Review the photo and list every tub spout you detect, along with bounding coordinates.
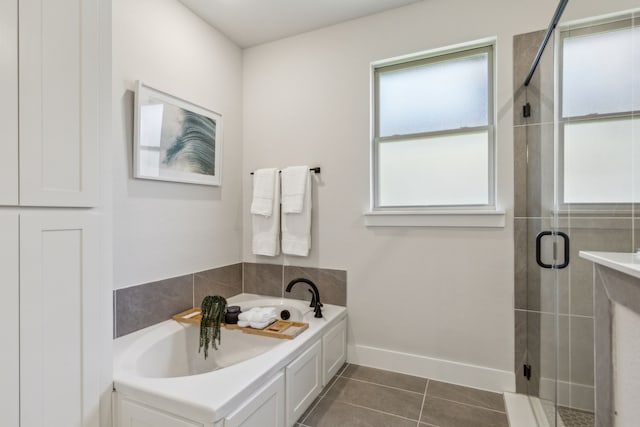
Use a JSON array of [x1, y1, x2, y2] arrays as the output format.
[[286, 278, 323, 318]]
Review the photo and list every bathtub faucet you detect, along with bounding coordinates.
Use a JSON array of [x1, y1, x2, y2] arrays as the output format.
[[285, 278, 323, 318]]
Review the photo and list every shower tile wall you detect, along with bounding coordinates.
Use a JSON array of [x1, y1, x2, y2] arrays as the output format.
[[512, 29, 636, 413], [513, 28, 553, 402], [114, 262, 347, 338]]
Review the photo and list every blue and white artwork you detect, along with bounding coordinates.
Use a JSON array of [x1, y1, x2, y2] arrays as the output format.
[[135, 81, 222, 186]]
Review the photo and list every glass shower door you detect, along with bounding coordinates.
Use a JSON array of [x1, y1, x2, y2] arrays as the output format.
[[516, 3, 640, 426], [514, 20, 564, 427]]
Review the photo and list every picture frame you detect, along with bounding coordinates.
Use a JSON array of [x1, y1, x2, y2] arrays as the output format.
[[133, 80, 223, 186]]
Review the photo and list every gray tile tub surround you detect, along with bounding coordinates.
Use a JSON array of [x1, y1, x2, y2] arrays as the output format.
[[114, 263, 242, 338], [243, 262, 347, 307], [242, 262, 283, 297], [114, 262, 345, 338], [299, 364, 509, 427], [284, 265, 347, 307]]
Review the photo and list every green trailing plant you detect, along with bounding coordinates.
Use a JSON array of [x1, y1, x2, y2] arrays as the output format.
[[199, 295, 227, 359]]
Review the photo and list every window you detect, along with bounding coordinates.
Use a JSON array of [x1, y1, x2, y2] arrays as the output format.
[[372, 45, 495, 210], [560, 18, 640, 206]]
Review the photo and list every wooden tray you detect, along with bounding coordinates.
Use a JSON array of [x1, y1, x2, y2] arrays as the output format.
[[172, 308, 309, 340]]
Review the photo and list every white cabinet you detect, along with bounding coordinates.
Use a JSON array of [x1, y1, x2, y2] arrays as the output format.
[[322, 318, 347, 386], [0, 1, 105, 426], [225, 373, 285, 427], [0, 214, 19, 427], [120, 398, 204, 427], [285, 341, 322, 427], [0, 0, 100, 207], [20, 212, 100, 427], [0, 0, 19, 205]]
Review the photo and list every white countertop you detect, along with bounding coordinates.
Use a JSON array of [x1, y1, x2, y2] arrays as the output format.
[[579, 251, 640, 280]]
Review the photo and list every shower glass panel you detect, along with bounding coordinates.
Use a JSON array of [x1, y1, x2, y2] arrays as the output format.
[[555, 7, 639, 426], [516, 2, 640, 426], [517, 24, 562, 426]]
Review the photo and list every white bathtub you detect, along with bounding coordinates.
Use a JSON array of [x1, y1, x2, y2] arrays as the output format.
[[113, 294, 347, 426]]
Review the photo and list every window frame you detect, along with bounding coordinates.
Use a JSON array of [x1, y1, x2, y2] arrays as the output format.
[[557, 16, 639, 212], [371, 43, 496, 212]]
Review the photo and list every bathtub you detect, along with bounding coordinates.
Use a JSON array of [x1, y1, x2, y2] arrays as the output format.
[[113, 293, 347, 427]]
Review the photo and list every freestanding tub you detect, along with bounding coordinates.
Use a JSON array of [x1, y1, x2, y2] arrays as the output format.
[[113, 294, 347, 427]]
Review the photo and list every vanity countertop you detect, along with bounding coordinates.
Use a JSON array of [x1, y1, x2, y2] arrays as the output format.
[[579, 251, 640, 280]]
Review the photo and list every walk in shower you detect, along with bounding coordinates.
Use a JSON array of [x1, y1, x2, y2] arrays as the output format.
[[514, 0, 640, 426]]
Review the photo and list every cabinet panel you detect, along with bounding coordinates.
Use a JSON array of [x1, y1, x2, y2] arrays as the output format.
[[322, 318, 347, 386], [119, 398, 203, 427], [0, 0, 19, 205], [19, 0, 99, 207], [0, 214, 19, 427], [286, 341, 322, 427], [20, 212, 100, 427], [225, 373, 285, 427]]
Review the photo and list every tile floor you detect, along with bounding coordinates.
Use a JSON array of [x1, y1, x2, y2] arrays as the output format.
[[558, 406, 595, 427], [296, 364, 510, 427]]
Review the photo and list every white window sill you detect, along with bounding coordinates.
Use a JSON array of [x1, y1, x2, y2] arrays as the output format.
[[364, 210, 506, 228]]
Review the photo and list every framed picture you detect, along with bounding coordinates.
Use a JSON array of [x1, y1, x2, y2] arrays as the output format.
[[134, 81, 222, 186]]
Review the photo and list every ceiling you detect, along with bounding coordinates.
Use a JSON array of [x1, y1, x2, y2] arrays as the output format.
[[178, 0, 424, 48]]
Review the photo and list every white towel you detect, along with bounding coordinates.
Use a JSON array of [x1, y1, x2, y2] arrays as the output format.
[[282, 172, 312, 256], [237, 307, 277, 329], [250, 168, 278, 216], [238, 307, 277, 323], [281, 166, 309, 213], [252, 172, 280, 256]]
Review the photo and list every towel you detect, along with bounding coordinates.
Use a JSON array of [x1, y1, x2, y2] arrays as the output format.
[[238, 307, 277, 323], [281, 166, 309, 213], [252, 172, 280, 256], [250, 168, 278, 216], [282, 171, 312, 256], [237, 307, 277, 329]]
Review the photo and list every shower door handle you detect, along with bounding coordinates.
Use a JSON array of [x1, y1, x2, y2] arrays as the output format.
[[536, 231, 570, 269]]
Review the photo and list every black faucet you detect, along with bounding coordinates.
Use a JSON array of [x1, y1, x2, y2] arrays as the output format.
[[285, 278, 323, 318]]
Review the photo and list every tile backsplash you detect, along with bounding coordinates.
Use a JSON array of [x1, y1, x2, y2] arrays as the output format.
[[114, 262, 346, 338]]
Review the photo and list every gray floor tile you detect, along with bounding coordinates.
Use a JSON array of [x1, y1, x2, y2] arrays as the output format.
[[558, 406, 595, 427], [303, 397, 418, 427], [325, 377, 423, 420], [421, 397, 509, 427], [341, 364, 427, 393], [426, 380, 505, 412]]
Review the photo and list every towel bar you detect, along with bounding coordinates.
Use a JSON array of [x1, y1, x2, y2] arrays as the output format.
[[250, 167, 320, 175]]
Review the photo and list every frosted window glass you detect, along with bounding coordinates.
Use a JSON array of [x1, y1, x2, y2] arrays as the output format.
[[564, 118, 640, 203], [378, 53, 488, 137], [563, 27, 640, 117], [378, 131, 489, 206]]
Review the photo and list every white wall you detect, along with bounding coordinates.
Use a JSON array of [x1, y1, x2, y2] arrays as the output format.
[[242, 0, 565, 392], [112, 0, 243, 288]]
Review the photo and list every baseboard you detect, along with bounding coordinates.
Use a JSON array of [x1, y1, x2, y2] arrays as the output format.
[[347, 344, 515, 393]]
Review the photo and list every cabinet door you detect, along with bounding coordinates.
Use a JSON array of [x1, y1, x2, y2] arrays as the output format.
[[119, 398, 203, 427], [20, 212, 100, 427], [285, 341, 322, 427], [322, 318, 347, 386], [0, 214, 19, 427], [225, 372, 285, 427], [0, 0, 19, 205], [19, 0, 99, 207]]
